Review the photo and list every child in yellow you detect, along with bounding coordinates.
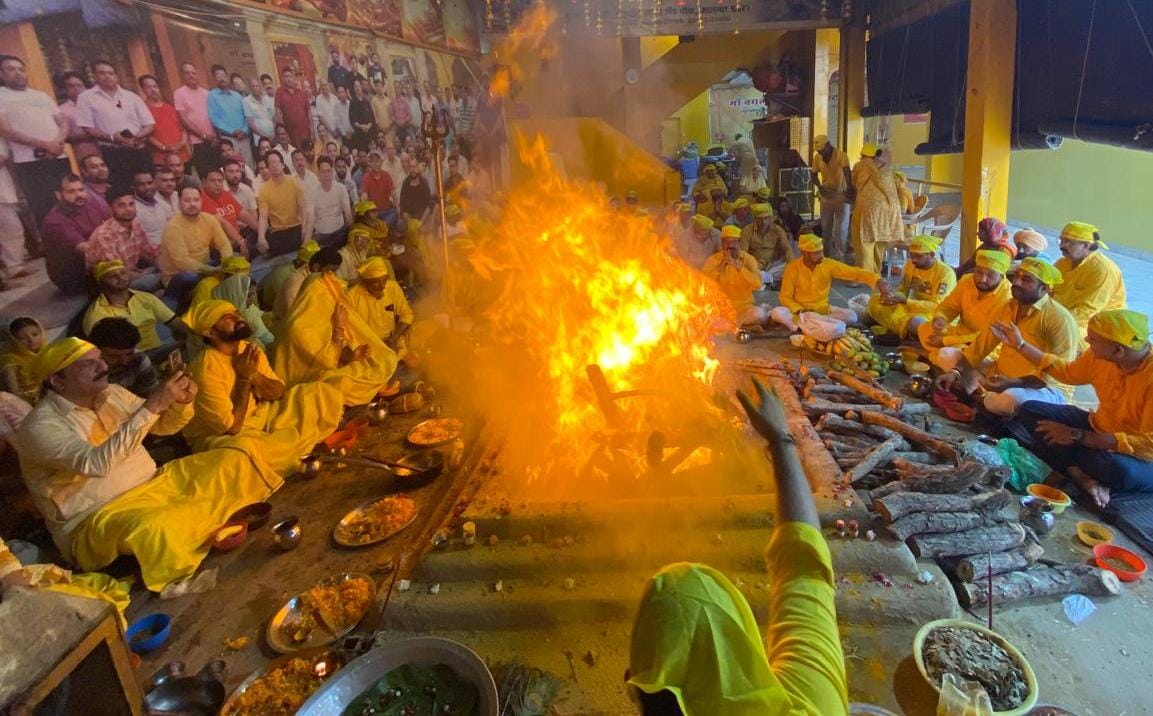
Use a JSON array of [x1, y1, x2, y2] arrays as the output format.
[[0, 316, 44, 404]]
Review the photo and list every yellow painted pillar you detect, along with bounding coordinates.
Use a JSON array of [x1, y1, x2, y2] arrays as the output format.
[[812, 28, 837, 142], [960, 0, 1017, 261], [0, 23, 53, 94], [838, 24, 865, 161]]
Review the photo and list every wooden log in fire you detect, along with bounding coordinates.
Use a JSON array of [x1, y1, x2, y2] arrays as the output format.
[[956, 541, 1045, 583], [861, 411, 960, 463], [828, 370, 904, 411], [958, 564, 1121, 608], [873, 489, 1011, 522], [909, 522, 1027, 559], [844, 436, 905, 484]]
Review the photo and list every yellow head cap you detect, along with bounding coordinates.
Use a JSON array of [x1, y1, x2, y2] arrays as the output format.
[[445, 204, 462, 219], [220, 256, 251, 274], [353, 199, 378, 216], [1018, 257, 1063, 287], [755, 187, 772, 200], [1088, 310, 1150, 349], [1060, 221, 1106, 248], [703, 164, 717, 175], [732, 197, 750, 210], [813, 134, 829, 150], [297, 240, 321, 263], [908, 235, 942, 254], [720, 225, 742, 241], [861, 142, 880, 158], [751, 203, 772, 219], [357, 256, 391, 280], [798, 234, 824, 253], [692, 215, 714, 231], [182, 299, 236, 335], [974, 248, 1011, 274], [93, 260, 126, 282], [30, 337, 97, 385], [677, 202, 693, 213]]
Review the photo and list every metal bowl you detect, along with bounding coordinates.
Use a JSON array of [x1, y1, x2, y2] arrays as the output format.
[[907, 373, 934, 398], [297, 637, 499, 716], [884, 351, 904, 371], [272, 516, 302, 551]]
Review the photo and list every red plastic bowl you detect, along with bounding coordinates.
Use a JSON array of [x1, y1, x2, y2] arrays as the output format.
[[1093, 543, 1147, 582], [211, 521, 248, 551]]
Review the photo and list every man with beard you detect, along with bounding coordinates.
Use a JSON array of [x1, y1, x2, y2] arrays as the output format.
[[83, 260, 187, 352], [41, 173, 109, 292], [16, 336, 279, 592], [868, 235, 956, 341], [1012, 228, 1050, 261], [936, 257, 1078, 417], [79, 154, 111, 212], [702, 226, 766, 327], [770, 234, 890, 332], [348, 257, 413, 357], [1052, 221, 1127, 343], [917, 249, 1013, 370], [741, 203, 793, 289], [182, 300, 343, 476], [159, 185, 234, 308], [80, 185, 160, 291]]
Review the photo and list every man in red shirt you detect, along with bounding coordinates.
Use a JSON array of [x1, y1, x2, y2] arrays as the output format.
[[274, 67, 313, 148], [138, 74, 189, 168], [199, 167, 257, 257], [359, 150, 397, 226]]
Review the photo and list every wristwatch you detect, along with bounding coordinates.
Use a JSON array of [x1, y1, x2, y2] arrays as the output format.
[[1070, 428, 1085, 444]]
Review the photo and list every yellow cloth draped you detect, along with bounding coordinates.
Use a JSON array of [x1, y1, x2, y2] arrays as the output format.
[[185, 340, 344, 475], [260, 262, 296, 311], [1053, 250, 1127, 340], [43, 572, 133, 629], [868, 259, 956, 336], [850, 158, 902, 273], [916, 274, 1012, 357], [187, 275, 223, 309], [0, 349, 40, 405], [273, 273, 398, 406], [71, 447, 276, 592], [348, 281, 414, 357], [779, 258, 878, 315]]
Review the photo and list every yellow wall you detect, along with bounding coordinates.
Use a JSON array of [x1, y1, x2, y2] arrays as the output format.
[[672, 91, 711, 151], [639, 36, 679, 70]]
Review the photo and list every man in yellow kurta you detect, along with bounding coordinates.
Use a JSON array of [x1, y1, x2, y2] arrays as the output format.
[[849, 144, 903, 274], [868, 235, 956, 339], [83, 260, 187, 352], [348, 257, 414, 358], [741, 203, 793, 288], [770, 234, 890, 332], [702, 226, 766, 326], [812, 135, 851, 260], [183, 300, 344, 476], [690, 162, 727, 199], [705, 187, 732, 228], [16, 338, 278, 592], [261, 239, 319, 311], [917, 249, 1013, 369], [1052, 221, 1126, 342], [937, 257, 1078, 417], [274, 260, 398, 406], [994, 310, 1153, 508]]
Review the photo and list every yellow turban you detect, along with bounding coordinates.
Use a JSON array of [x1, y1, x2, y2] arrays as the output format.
[[1088, 310, 1149, 349], [907, 235, 942, 254], [353, 199, 378, 216], [893, 170, 906, 182], [751, 203, 773, 219], [703, 164, 717, 175], [755, 187, 771, 200], [798, 234, 824, 252], [1018, 257, 1063, 287], [677, 202, 693, 213], [297, 240, 321, 263], [93, 260, 126, 282], [974, 248, 1011, 274], [626, 189, 639, 200], [357, 257, 391, 280], [445, 204, 462, 219], [720, 225, 742, 241], [1013, 228, 1048, 252], [692, 215, 714, 231], [1060, 221, 1107, 249], [861, 142, 880, 158], [31, 337, 97, 384], [813, 134, 829, 150], [732, 198, 750, 210], [182, 299, 236, 335], [220, 256, 251, 274]]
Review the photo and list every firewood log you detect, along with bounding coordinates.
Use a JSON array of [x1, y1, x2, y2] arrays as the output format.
[[888, 451, 934, 464], [956, 541, 1046, 582], [958, 564, 1121, 608], [861, 411, 960, 463], [909, 523, 1027, 559], [871, 461, 989, 498], [828, 370, 904, 411], [802, 399, 894, 417], [844, 436, 905, 484], [815, 415, 908, 445], [873, 490, 1011, 522], [888, 511, 1010, 541]]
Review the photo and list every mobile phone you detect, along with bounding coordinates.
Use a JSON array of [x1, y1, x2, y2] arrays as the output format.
[[156, 350, 183, 380]]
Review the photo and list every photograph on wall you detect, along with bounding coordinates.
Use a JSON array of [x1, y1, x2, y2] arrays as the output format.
[[390, 55, 418, 85], [272, 40, 320, 88], [440, 0, 480, 53], [347, 0, 403, 37], [401, 0, 445, 46], [325, 33, 386, 89]]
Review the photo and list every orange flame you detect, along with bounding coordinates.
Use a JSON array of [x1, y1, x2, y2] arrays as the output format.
[[489, 1, 558, 99]]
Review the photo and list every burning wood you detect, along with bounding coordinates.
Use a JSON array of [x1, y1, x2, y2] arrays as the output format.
[[827, 370, 904, 411]]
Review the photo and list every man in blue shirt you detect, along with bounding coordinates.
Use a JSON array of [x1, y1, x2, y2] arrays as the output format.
[[207, 65, 252, 168]]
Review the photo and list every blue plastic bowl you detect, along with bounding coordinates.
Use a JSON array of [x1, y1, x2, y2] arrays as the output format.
[[127, 613, 172, 654]]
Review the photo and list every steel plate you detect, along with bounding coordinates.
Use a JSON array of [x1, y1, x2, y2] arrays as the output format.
[[265, 573, 377, 654]]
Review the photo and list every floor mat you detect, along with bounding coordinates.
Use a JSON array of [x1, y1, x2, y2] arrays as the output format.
[[1104, 491, 1153, 555]]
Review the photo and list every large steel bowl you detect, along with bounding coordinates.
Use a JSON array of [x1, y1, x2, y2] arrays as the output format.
[[296, 637, 498, 715]]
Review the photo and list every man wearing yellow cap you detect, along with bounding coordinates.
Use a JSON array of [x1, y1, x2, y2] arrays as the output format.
[[186, 255, 251, 310], [274, 250, 399, 405], [724, 197, 753, 230], [16, 338, 279, 592], [849, 144, 902, 273], [994, 310, 1153, 508], [937, 257, 1078, 417], [868, 235, 956, 339], [741, 203, 793, 289], [812, 135, 851, 260], [260, 239, 319, 311], [82, 260, 187, 352], [675, 215, 721, 270], [705, 186, 731, 228], [183, 299, 344, 475], [628, 381, 847, 715], [339, 199, 391, 284], [690, 162, 727, 199], [770, 234, 890, 331], [917, 248, 1013, 369], [1052, 221, 1126, 342], [348, 257, 414, 357], [701, 226, 767, 326]]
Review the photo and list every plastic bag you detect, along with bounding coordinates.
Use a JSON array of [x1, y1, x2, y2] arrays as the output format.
[[936, 672, 994, 716], [848, 292, 872, 318], [798, 311, 846, 342], [995, 438, 1050, 492]]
